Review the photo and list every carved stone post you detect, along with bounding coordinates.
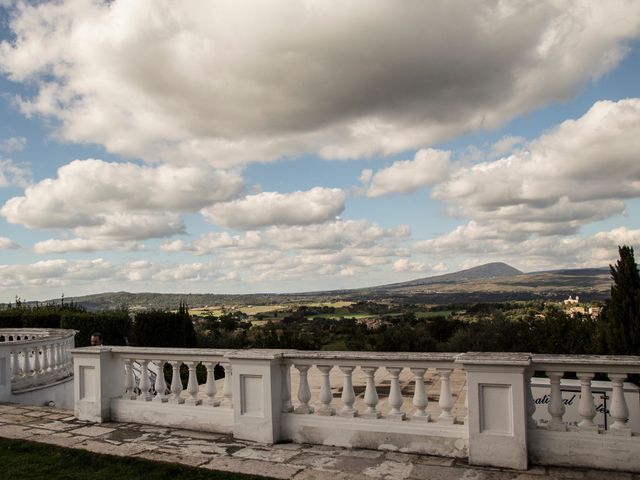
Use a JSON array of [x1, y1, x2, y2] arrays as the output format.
[[316, 365, 335, 416], [185, 361, 202, 405], [608, 373, 631, 435], [138, 360, 153, 401], [576, 372, 597, 432], [338, 366, 357, 417], [281, 364, 293, 413], [546, 371, 566, 431], [387, 367, 405, 420], [294, 364, 314, 414], [437, 368, 454, 424], [411, 368, 429, 421], [168, 361, 185, 404], [203, 362, 220, 407], [361, 366, 381, 418], [152, 360, 169, 403]]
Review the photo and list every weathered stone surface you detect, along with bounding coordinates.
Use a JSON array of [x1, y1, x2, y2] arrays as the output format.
[[233, 446, 302, 463], [70, 426, 116, 437], [363, 460, 414, 479], [292, 469, 370, 479], [135, 450, 212, 467], [204, 457, 303, 479]]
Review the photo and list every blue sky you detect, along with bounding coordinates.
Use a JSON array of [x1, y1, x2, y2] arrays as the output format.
[[1, 1, 640, 302]]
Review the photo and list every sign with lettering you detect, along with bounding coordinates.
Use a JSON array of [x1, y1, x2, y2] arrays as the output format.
[[530, 378, 639, 432]]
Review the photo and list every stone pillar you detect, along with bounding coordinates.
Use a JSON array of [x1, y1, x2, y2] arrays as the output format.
[[72, 346, 123, 423], [0, 344, 11, 403], [458, 353, 531, 471], [228, 350, 285, 444]]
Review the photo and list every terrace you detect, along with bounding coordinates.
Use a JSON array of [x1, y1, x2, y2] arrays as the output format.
[[1, 328, 640, 477]]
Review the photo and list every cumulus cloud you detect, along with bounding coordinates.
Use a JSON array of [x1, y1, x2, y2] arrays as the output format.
[[0, 158, 31, 187], [1, 159, 243, 243], [0, 236, 19, 250], [202, 188, 346, 229], [432, 98, 640, 237], [0, 258, 119, 288], [33, 238, 141, 254], [2, 1, 639, 165], [362, 149, 450, 197]]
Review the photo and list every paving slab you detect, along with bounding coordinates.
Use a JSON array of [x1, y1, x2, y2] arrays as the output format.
[[203, 456, 304, 479]]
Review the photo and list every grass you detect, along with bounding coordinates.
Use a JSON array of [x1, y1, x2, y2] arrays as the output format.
[[0, 438, 274, 480]]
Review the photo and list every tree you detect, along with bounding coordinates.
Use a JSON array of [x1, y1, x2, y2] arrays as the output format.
[[602, 246, 640, 355]]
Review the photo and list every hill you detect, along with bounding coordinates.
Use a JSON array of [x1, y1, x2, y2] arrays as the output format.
[[34, 262, 610, 311]]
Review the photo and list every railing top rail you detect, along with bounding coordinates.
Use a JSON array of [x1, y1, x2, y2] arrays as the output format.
[[531, 353, 640, 373], [0, 328, 77, 344], [71, 346, 235, 359], [282, 351, 459, 362]]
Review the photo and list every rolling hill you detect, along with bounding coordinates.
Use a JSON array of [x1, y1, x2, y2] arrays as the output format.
[[34, 262, 611, 311]]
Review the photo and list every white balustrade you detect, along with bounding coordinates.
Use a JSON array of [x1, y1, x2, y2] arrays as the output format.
[[387, 367, 406, 420], [576, 372, 597, 432], [137, 360, 153, 401], [222, 362, 233, 407], [203, 362, 219, 407], [437, 368, 454, 424], [281, 364, 293, 413], [185, 361, 202, 406], [294, 364, 314, 414], [153, 360, 169, 403], [168, 361, 185, 404], [609, 373, 631, 435], [316, 365, 335, 416]]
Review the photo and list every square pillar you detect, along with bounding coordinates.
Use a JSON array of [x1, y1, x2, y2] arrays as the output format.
[[71, 347, 123, 423], [227, 350, 285, 444], [457, 353, 532, 470], [0, 345, 11, 403]]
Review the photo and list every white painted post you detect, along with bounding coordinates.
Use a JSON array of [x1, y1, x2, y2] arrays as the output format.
[[387, 366, 406, 420], [203, 362, 220, 407], [294, 364, 314, 414], [316, 365, 335, 416], [436, 368, 454, 424], [168, 361, 185, 404], [361, 366, 381, 418], [608, 373, 631, 436], [546, 371, 566, 431], [122, 359, 136, 400], [338, 365, 357, 417], [152, 360, 169, 403], [228, 351, 285, 444], [458, 353, 531, 471], [410, 367, 430, 421], [138, 360, 153, 401], [576, 372, 597, 432], [185, 361, 202, 406], [72, 346, 123, 423]]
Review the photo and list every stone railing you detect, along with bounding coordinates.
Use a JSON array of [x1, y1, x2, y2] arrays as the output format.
[[0, 328, 76, 393], [71, 348, 640, 472]]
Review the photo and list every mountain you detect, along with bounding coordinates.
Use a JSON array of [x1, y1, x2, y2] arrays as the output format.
[[35, 262, 610, 311], [377, 262, 523, 289]]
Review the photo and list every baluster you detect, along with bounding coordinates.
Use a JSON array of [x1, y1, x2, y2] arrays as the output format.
[[608, 373, 631, 435], [436, 368, 454, 424], [123, 359, 136, 399], [54, 343, 62, 370], [221, 362, 233, 407], [22, 347, 32, 376], [281, 364, 293, 413], [11, 349, 20, 378], [525, 370, 536, 430], [185, 361, 202, 405], [361, 366, 381, 418], [152, 360, 169, 403], [386, 367, 405, 420], [546, 371, 566, 431], [203, 362, 220, 407], [338, 366, 357, 417], [168, 361, 185, 404], [137, 360, 153, 401], [410, 368, 429, 421], [32, 345, 42, 374], [576, 372, 597, 432], [41, 344, 50, 373], [315, 365, 335, 415], [294, 364, 314, 414]]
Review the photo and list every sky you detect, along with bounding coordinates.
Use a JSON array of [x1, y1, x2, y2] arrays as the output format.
[[1, 0, 640, 302]]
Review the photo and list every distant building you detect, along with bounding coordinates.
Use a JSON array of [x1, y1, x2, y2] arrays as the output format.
[[563, 295, 579, 305]]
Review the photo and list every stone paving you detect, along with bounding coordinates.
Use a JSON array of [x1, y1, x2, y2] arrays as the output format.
[[0, 403, 637, 480]]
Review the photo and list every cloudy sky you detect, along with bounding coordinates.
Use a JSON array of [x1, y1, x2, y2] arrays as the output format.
[[1, 0, 640, 302]]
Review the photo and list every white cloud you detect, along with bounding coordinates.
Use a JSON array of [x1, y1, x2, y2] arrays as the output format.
[[33, 238, 141, 254], [490, 135, 525, 156], [363, 149, 450, 197], [1, 159, 243, 243], [202, 187, 346, 229], [0, 158, 31, 188], [0, 237, 19, 250], [0, 136, 27, 153], [0, 259, 120, 288], [2, 1, 639, 165], [432, 99, 640, 237]]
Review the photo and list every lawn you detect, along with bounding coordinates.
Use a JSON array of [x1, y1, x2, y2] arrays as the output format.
[[0, 438, 274, 480]]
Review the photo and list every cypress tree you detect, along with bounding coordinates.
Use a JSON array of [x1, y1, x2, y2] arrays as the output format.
[[603, 246, 640, 355]]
